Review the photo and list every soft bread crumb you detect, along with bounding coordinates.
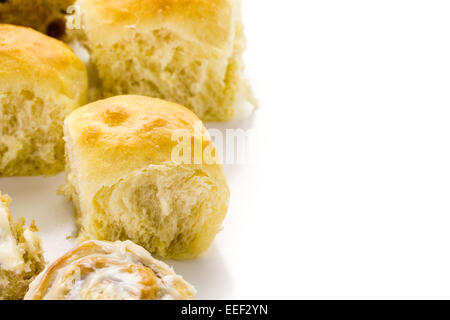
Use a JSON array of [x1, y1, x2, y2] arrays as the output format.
[[0, 90, 67, 176]]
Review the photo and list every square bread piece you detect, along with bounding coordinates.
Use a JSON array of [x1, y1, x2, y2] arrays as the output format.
[[0, 0, 75, 38], [73, 0, 253, 121], [0, 24, 88, 176], [0, 192, 45, 300], [61, 95, 230, 260]]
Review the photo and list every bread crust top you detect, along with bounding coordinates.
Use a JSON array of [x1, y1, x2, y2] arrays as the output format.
[[65, 95, 224, 185], [78, 0, 238, 47], [0, 24, 87, 103]]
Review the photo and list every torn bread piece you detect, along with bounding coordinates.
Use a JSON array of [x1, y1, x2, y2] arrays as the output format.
[[0, 192, 45, 300]]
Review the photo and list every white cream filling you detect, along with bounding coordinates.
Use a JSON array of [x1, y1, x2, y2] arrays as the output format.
[[158, 274, 186, 300], [0, 205, 24, 272], [31, 241, 195, 300], [67, 265, 144, 300], [46, 256, 185, 299]]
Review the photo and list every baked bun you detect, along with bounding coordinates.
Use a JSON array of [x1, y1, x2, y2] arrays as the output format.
[[61, 95, 229, 259], [0, 192, 45, 300], [0, 24, 88, 177], [25, 240, 196, 300], [0, 0, 75, 39], [72, 0, 253, 121]]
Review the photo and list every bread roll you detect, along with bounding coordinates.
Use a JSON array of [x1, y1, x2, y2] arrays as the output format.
[[0, 24, 88, 177], [71, 0, 253, 121], [61, 95, 229, 259], [0, 0, 75, 39], [25, 240, 196, 300], [0, 192, 45, 300]]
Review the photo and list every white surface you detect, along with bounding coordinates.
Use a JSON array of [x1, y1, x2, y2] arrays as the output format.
[[3, 0, 450, 299]]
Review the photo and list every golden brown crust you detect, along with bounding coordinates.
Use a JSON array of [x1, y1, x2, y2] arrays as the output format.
[[0, 24, 87, 104], [82, 0, 235, 47], [66, 95, 220, 185]]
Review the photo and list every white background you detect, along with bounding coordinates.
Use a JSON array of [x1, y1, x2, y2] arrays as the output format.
[[3, 0, 450, 299]]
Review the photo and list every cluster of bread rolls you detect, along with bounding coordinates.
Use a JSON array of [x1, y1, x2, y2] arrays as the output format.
[[0, 0, 251, 300]]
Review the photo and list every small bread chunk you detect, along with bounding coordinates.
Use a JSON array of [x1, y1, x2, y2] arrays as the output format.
[[0, 192, 45, 300]]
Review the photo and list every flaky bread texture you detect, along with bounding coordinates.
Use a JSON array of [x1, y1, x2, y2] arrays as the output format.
[[0, 192, 45, 300], [0, 24, 88, 176], [0, 0, 75, 38], [61, 95, 229, 259], [72, 0, 253, 121], [25, 240, 196, 300]]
